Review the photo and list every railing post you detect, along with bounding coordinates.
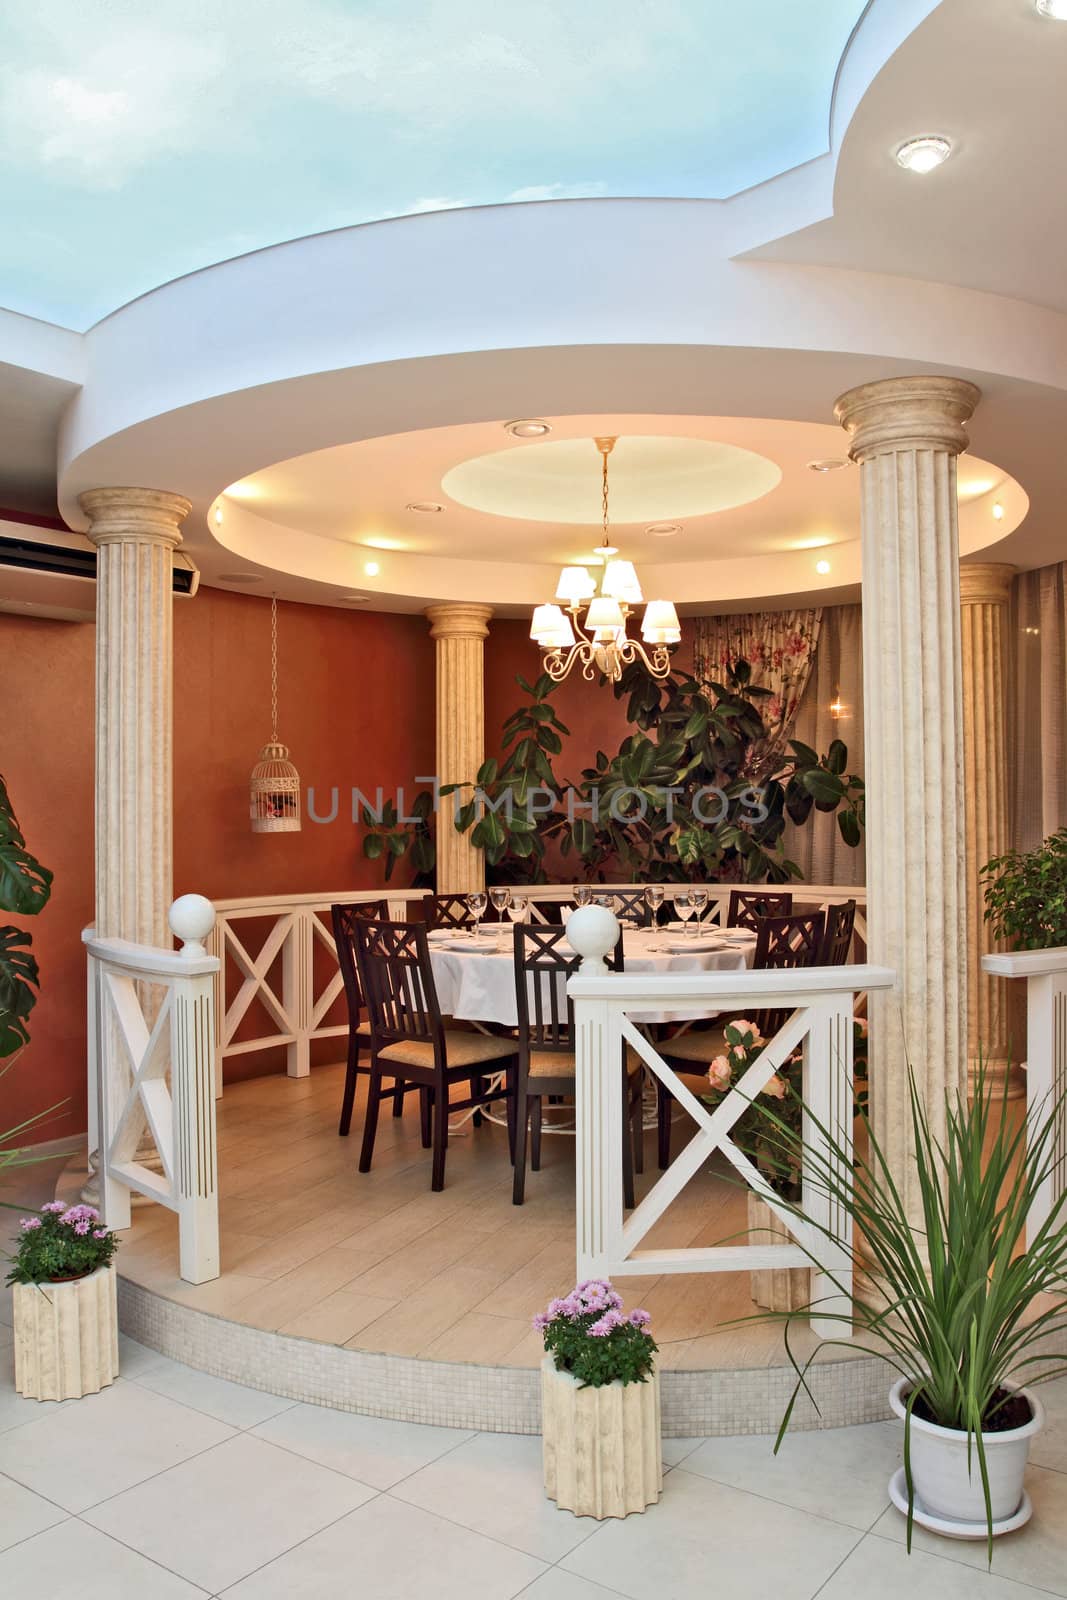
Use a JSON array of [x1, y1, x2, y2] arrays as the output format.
[[168, 896, 221, 1283], [568, 906, 625, 1283], [803, 993, 854, 1338], [284, 909, 311, 1077]]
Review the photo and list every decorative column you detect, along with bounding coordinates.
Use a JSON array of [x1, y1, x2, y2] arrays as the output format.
[[80, 488, 191, 1201], [425, 603, 492, 894], [960, 562, 1022, 1095], [835, 376, 980, 1224]]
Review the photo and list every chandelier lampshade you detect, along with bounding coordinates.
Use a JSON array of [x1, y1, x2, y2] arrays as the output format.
[[250, 594, 301, 833], [530, 436, 679, 684]]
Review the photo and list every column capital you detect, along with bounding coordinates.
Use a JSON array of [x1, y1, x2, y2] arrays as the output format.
[[425, 602, 493, 641], [79, 487, 191, 549], [834, 375, 981, 461], [959, 561, 1016, 608]]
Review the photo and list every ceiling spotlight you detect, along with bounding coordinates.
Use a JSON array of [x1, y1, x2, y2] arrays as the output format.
[[213, 506, 224, 526], [646, 522, 682, 538], [895, 135, 952, 174], [992, 501, 1005, 521], [1037, 0, 1067, 17], [341, 593, 370, 604], [807, 459, 849, 473], [505, 419, 552, 438], [364, 560, 381, 576], [815, 559, 832, 575], [406, 501, 444, 514]]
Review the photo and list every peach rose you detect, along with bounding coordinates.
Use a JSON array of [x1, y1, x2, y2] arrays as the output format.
[[707, 1056, 733, 1092], [762, 1073, 788, 1099]]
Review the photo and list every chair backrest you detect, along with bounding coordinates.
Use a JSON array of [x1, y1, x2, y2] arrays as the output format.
[[331, 900, 390, 1021], [353, 920, 444, 1059], [751, 909, 826, 1039], [727, 889, 794, 931], [595, 889, 650, 928], [513, 925, 625, 1060], [423, 892, 473, 929], [820, 899, 856, 966]]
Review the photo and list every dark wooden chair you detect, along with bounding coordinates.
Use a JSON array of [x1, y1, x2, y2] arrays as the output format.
[[353, 920, 518, 1191], [422, 893, 475, 929], [511, 925, 641, 1206], [819, 899, 856, 966], [331, 899, 397, 1136], [727, 889, 794, 931], [595, 889, 651, 928], [655, 909, 826, 1168]]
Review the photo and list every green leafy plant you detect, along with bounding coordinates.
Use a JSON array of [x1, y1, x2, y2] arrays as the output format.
[[361, 792, 435, 884], [752, 1056, 1067, 1558], [6, 1200, 119, 1285], [534, 1278, 658, 1387], [0, 775, 53, 1057], [981, 828, 1067, 949]]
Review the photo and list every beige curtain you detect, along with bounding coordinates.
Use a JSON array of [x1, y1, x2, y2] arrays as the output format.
[[1013, 564, 1067, 851], [693, 609, 822, 781], [780, 604, 866, 885]]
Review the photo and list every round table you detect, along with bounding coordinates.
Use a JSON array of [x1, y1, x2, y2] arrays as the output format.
[[427, 924, 756, 1027]]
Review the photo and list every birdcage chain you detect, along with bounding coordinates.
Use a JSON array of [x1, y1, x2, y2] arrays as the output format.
[[270, 592, 279, 744]]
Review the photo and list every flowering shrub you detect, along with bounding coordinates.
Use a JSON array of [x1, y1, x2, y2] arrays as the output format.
[[6, 1202, 119, 1286], [534, 1279, 657, 1387], [702, 1017, 870, 1201]]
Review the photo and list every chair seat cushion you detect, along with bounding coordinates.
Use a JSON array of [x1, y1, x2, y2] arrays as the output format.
[[378, 1030, 517, 1071], [658, 1027, 729, 1065], [526, 1045, 643, 1081]]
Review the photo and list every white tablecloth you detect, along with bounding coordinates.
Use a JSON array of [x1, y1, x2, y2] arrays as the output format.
[[427, 926, 755, 1027]]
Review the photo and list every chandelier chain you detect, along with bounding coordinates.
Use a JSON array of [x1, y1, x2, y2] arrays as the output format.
[[601, 445, 610, 548], [270, 592, 279, 743]]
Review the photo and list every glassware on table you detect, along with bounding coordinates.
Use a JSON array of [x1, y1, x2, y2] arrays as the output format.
[[687, 887, 709, 937], [643, 884, 665, 951], [574, 884, 593, 907], [465, 890, 488, 936], [674, 895, 695, 936], [489, 886, 512, 925], [508, 895, 529, 923]]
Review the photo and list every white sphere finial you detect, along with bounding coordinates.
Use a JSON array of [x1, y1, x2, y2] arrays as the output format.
[[169, 894, 216, 956], [565, 904, 620, 974]]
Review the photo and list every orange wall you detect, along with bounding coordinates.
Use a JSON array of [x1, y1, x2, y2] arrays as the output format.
[[1, 589, 434, 1139]]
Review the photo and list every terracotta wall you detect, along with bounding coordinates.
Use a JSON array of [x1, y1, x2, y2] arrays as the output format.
[[1, 588, 434, 1139]]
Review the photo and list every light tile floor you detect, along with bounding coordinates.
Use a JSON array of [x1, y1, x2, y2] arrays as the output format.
[[1, 1328, 1065, 1599]]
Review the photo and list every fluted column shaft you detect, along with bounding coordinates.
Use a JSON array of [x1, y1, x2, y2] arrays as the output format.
[[960, 561, 1020, 1089], [835, 376, 980, 1223], [80, 488, 191, 944], [426, 603, 493, 895]]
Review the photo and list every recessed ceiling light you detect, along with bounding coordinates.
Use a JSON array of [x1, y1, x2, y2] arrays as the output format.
[[504, 419, 552, 438], [807, 458, 849, 473], [646, 522, 682, 538], [364, 560, 381, 576], [1036, 0, 1067, 18], [895, 135, 952, 174], [341, 593, 369, 604], [992, 501, 1005, 521], [406, 501, 444, 514], [815, 559, 832, 575], [217, 572, 262, 584]]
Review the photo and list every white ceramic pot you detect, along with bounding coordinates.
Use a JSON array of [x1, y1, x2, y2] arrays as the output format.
[[541, 1356, 662, 1518], [888, 1376, 1043, 1526], [13, 1265, 119, 1401], [747, 1192, 811, 1313]]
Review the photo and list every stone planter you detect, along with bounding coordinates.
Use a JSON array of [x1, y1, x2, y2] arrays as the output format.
[[541, 1355, 661, 1519], [13, 1265, 119, 1401], [747, 1192, 811, 1313]]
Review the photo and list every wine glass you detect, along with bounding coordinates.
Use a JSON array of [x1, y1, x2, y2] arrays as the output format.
[[574, 884, 593, 907], [674, 894, 694, 937], [508, 895, 529, 924], [687, 887, 709, 937], [465, 890, 487, 937], [489, 887, 512, 930], [643, 885, 665, 951]]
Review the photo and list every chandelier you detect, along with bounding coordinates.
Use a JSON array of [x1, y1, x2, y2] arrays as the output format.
[[530, 436, 680, 683]]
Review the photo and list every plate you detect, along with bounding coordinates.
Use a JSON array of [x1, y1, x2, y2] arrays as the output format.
[[426, 929, 456, 943], [663, 939, 727, 954], [444, 937, 496, 954], [886, 1467, 1032, 1540]]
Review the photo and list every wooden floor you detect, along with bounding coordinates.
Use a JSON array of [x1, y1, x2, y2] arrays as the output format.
[[116, 1061, 851, 1371]]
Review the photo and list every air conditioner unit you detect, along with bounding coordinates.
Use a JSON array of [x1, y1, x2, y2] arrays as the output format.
[[0, 515, 200, 622]]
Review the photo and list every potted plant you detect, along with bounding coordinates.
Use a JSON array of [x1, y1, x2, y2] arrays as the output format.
[[982, 828, 1067, 949], [757, 1057, 1067, 1556], [535, 1278, 661, 1518], [8, 1201, 120, 1400]]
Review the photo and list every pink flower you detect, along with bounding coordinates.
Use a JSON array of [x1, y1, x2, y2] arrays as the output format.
[[532, 1312, 551, 1332], [19, 1216, 41, 1230], [629, 1309, 652, 1327], [707, 1056, 732, 1092], [73, 1220, 92, 1235], [92, 1228, 109, 1240], [762, 1073, 788, 1100], [41, 1200, 66, 1213], [588, 1309, 626, 1338], [732, 1020, 759, 1041]]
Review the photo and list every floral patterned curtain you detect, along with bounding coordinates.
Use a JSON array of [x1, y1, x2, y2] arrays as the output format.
[[692, 609, 823, 780]]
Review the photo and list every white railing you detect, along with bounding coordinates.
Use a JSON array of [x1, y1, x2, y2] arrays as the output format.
[[567, 926, 893, 1340], [208, 883, 866, 1093], [84, 897, 220, 1284], [983, 946, 1067, 1240]]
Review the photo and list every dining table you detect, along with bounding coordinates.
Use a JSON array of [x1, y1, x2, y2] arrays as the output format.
[[426, 921, 758, 1028]]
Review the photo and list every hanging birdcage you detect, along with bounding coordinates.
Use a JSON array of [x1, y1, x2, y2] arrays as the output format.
[[250, 595, 301, 833]]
